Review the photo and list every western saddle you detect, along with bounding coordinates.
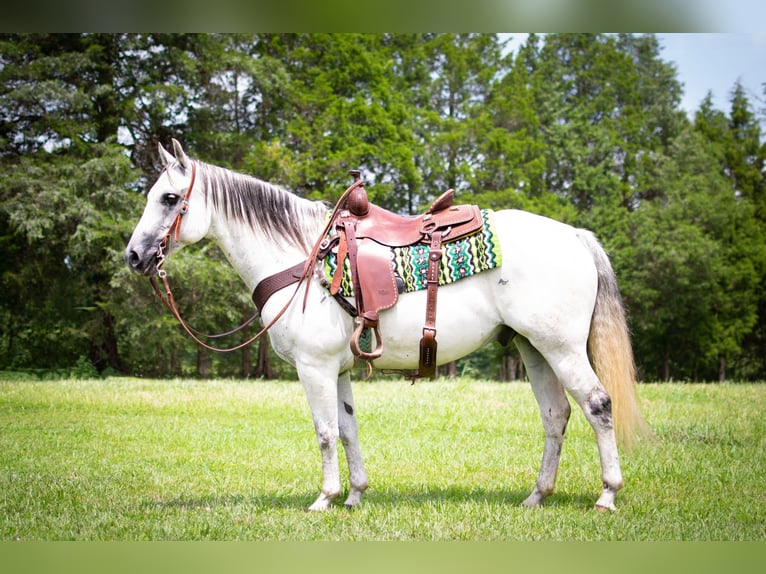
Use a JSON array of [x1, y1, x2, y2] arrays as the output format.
[[253, 171, 484, 379]]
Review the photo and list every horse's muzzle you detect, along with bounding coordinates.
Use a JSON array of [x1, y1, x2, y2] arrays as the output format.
[[124, 246, 159, 275]]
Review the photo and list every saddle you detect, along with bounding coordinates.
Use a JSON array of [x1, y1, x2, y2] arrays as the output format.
[[252, 172, 484, 379], [321, 173, 483, 378]]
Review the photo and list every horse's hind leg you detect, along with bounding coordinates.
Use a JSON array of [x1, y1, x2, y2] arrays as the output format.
[[543, 347, 624, 511], [337, 371, 368, 508], [515, 336, 571, 507]]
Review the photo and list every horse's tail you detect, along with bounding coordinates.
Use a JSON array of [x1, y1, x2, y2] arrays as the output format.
[[577, 230, 652, 451]]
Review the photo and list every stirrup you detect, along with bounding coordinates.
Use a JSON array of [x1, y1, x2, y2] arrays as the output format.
[[350, 317, 384, 361]]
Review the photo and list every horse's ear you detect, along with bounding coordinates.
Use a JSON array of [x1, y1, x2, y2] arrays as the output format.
[[171, 138, 190, 170], [158, 142, 175, 167]]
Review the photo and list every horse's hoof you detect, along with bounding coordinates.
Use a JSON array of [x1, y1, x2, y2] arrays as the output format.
[[343, 490, 364, 509], [343, 498, 361, 510], [521, 488, 547, 508], [595, 487, 619, 512], [307, 495, 335, 512], [595, 503, 617, 513]]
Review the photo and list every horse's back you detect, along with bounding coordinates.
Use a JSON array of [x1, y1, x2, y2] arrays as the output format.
[[493, 208, 583, 250]]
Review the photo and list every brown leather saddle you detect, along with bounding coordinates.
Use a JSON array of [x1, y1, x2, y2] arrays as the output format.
[[321, 173, 483, 378], [253, 172, 484, 378]]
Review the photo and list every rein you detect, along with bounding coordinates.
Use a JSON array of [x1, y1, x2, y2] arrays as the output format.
[[149, 165, 365, 353]]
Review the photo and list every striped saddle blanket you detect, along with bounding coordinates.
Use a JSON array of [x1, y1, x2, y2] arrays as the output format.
[[323, 209, 502, 298]]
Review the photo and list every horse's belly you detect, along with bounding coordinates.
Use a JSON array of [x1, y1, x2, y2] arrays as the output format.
[[371, 273, 504, 370]]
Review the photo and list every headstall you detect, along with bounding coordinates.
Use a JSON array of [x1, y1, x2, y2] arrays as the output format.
[[149, 163, 363, 353]]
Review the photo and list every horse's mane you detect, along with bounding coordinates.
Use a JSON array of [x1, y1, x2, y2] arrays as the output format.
[[196, 161, 327, 254]]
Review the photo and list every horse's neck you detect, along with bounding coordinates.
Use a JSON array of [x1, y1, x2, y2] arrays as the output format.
[[207, 191, 325, 293]]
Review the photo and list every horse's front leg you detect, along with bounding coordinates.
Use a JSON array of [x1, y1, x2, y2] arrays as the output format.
[[298, 361, 343, 511], [337, 370, 368, 508]]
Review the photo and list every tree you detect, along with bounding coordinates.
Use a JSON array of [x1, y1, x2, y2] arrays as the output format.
[[2, 33, 765, 381], [246, 33, 424, 213], [0, 142, 139, 371], [0, 35, 140, 372], [624, 127, 760, 380], [694, 83, 766, 378], [471, 34, 577, 223]]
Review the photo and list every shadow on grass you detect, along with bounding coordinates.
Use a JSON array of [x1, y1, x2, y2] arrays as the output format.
[[143, 492, 313, 512], [146, 485, 597, 513], [364, 485, 597, 510]]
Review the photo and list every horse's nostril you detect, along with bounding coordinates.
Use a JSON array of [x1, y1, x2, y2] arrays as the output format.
[[126, 249, 141, 268]]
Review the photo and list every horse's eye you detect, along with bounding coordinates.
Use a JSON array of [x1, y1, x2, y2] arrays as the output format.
[[162, 193, 180, 207]]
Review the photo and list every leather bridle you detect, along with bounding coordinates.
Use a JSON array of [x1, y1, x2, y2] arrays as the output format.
[[147, 161, 365, 354], [149, 161, 273, 353], [153, 161, 195, 271]]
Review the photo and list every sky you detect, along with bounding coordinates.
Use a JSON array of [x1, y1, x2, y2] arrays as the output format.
[[505, 33, 766, 119], [657, 33, 766, 116]]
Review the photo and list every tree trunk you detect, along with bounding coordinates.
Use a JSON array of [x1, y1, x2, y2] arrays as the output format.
[[255, 335, 273, 379], [197, 346, 209, 379], [242, 342, 252, 379], [170, 347, 179, 377], [719, 355, 727, 383], [241, 309, 253, 378], [511, 354, 525, 381], [88, 310, 123, 373]]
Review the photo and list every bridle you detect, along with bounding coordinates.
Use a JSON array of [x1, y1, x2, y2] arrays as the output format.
[[149, 160, 272, 353], [155, 161, 196, 270], [148, 160, 365, 354]]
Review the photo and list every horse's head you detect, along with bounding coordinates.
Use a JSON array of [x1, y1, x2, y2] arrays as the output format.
[[125, 139, 211, 275]]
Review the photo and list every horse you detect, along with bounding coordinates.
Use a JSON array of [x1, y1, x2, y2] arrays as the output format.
[[125, 139, 650, 512]]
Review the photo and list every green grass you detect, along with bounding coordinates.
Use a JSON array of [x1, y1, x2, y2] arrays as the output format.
[[0, 377, 764, 540]]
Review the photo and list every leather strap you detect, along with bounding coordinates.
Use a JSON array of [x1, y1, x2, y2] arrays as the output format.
[[152, 270, 292, 353], [155, 162, 197, 270], [343, 219, 363, 314], [342, 216, 385, 361], [330, 226, 348, 295], [172, 161, 196, 242], [252, 262, 306, 312], [418, 230, 443, 379]]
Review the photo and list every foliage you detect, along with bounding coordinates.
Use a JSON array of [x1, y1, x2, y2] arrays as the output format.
[[623, 127, 762, 380], [1, 33, 765, 380]]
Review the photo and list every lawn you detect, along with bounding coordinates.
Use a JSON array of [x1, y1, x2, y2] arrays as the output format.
[[0, 376, 764, 541]]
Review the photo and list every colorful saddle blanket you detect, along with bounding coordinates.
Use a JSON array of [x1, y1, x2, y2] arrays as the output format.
[[323, 209, 502, 298]]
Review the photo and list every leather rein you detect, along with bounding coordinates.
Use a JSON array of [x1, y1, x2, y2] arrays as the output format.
[[148, 162, 364, 353]]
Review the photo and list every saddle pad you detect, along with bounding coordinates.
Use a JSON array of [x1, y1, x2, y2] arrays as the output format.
[[324, 209, 502, 298]]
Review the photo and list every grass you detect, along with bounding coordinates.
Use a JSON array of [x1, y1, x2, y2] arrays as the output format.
[[0, 376, 764, 540]]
